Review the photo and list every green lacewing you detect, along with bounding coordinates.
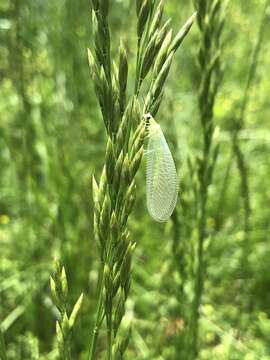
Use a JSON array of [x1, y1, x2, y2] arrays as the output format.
[[144, 114, 179, 222]]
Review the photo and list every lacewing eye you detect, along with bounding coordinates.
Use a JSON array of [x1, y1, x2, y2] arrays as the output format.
[[145, 116, 179, 222]]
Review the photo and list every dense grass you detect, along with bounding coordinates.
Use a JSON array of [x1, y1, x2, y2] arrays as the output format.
[[1, 0, 270, 359]]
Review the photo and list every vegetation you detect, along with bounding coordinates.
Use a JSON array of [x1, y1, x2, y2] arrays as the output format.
[[1, 0, 270, 359]]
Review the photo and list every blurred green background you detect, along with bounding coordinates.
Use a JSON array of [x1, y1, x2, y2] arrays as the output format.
[[1, 0, 270, 359]]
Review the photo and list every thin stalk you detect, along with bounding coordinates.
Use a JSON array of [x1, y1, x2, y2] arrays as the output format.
[[88, 268, 104, 360], [215, 150, 233, 230], [231, 0, 269, 245], [188, 1, 225, 357], [106, 322, 112, 360], [0, 329, 7, 360], [189, 147, 209, 358], [238, 0, 269, 124]]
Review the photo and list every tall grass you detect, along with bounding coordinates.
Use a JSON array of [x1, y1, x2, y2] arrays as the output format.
[[232, 0, 269, 267], [2, 0, 270, 359], [87, 0, 195, 358], [187, 0, 226, 358], [167, 1, 226, 357]]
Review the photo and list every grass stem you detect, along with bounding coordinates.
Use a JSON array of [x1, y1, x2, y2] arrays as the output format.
[[88, 267, 104, 360]]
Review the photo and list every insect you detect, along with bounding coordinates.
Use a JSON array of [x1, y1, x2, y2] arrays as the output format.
[[144, 114, 179, 222]]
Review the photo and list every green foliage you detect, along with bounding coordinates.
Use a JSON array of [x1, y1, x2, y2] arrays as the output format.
[[1, 0, 270, 359]]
